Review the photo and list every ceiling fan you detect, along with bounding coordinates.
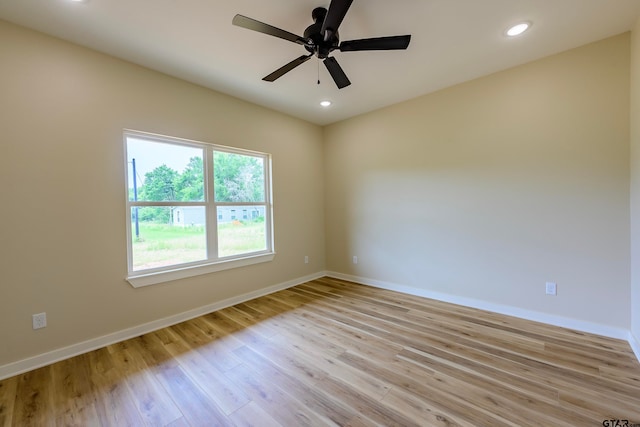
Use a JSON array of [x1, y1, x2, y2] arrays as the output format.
[[232, 0, 411, 89]]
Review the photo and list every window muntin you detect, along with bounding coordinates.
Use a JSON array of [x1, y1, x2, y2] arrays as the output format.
[[125, 131, 273, 284]]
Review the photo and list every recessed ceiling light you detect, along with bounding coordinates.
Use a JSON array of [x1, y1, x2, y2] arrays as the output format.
[[320, 100, 332, 107], [506, 22, 531, 37]]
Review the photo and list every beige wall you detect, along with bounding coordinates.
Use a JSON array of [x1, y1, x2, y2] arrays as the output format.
[[324, 34, 631, 329], [0, 20, 325, 367], [631, 17, 640, 344]]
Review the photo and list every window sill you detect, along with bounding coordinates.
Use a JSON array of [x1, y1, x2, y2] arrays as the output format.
[[126, 252, 275, 288]]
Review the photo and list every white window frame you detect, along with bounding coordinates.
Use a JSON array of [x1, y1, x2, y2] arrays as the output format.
[[124, 130, 274, 288]]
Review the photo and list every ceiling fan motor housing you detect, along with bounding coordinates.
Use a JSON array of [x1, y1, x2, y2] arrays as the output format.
[[304, 7, 338, 59]]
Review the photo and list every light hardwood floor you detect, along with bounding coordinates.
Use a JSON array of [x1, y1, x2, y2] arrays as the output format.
[[1, 277, 639, 426]]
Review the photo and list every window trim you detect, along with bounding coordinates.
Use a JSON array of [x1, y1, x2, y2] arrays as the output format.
[[124, 130, 275, 288], [127, 253, 275, 288]]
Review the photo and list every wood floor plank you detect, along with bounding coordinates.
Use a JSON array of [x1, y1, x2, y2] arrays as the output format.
[[11, 367, 54, 427], [266, 332, 393, 401], [188, 317, 244, 372], [398, 347, 594, 426], [164, 416, 191, 427], [128, 332, 179, 372], [154, 364, 228, 427], [232, 345, 357, 426], [558, 389, 640, 422], [108, 341, 183, 426], [158, 330, 251, 416], [1, 277, 639, 426], [228, 401, 281, 427], [598, 364, 640, 387], [224, 362, 331, 426], [169, 320, 244, 377], [85, 348, 146, 427], [381, 387, 474, 427], [50, 353, 100, 425], [313, 374, 423, 427], [0, 375, 17, 427]]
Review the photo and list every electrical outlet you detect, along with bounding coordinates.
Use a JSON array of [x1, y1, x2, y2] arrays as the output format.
[[545, 282, 557, 296], [353, 256, 358, 264], [32, 312, 47, 329], [304, 255, 309, 264]]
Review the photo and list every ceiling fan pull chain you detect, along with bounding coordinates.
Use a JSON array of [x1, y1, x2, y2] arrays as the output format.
[[317, 58, 320, 85]]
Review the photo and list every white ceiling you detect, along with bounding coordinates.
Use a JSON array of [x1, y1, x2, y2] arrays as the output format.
[[1, 0, 639, 125]]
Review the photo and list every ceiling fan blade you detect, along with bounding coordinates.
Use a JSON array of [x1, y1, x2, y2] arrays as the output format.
[[340, 35, 412, 51], [321, 0, 353, 41], [263, 55, 313, 82], [232, 14, 307, 46], [324, 56, 351, 89]]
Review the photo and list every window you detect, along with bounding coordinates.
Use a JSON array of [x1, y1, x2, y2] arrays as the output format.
[[124, 130, 273, 287]]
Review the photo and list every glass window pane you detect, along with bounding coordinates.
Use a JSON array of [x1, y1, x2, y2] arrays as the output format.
[[131, 206, 206, 271], [217, 206, 266, 257], [127, 138, 204, 202], [213, 151, 265, 202]]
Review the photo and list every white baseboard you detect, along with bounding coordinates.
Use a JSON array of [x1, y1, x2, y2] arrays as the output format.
[[0, 272, 325, 381], [630, 332, 640, 363], [326, 271, 638, 361]]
